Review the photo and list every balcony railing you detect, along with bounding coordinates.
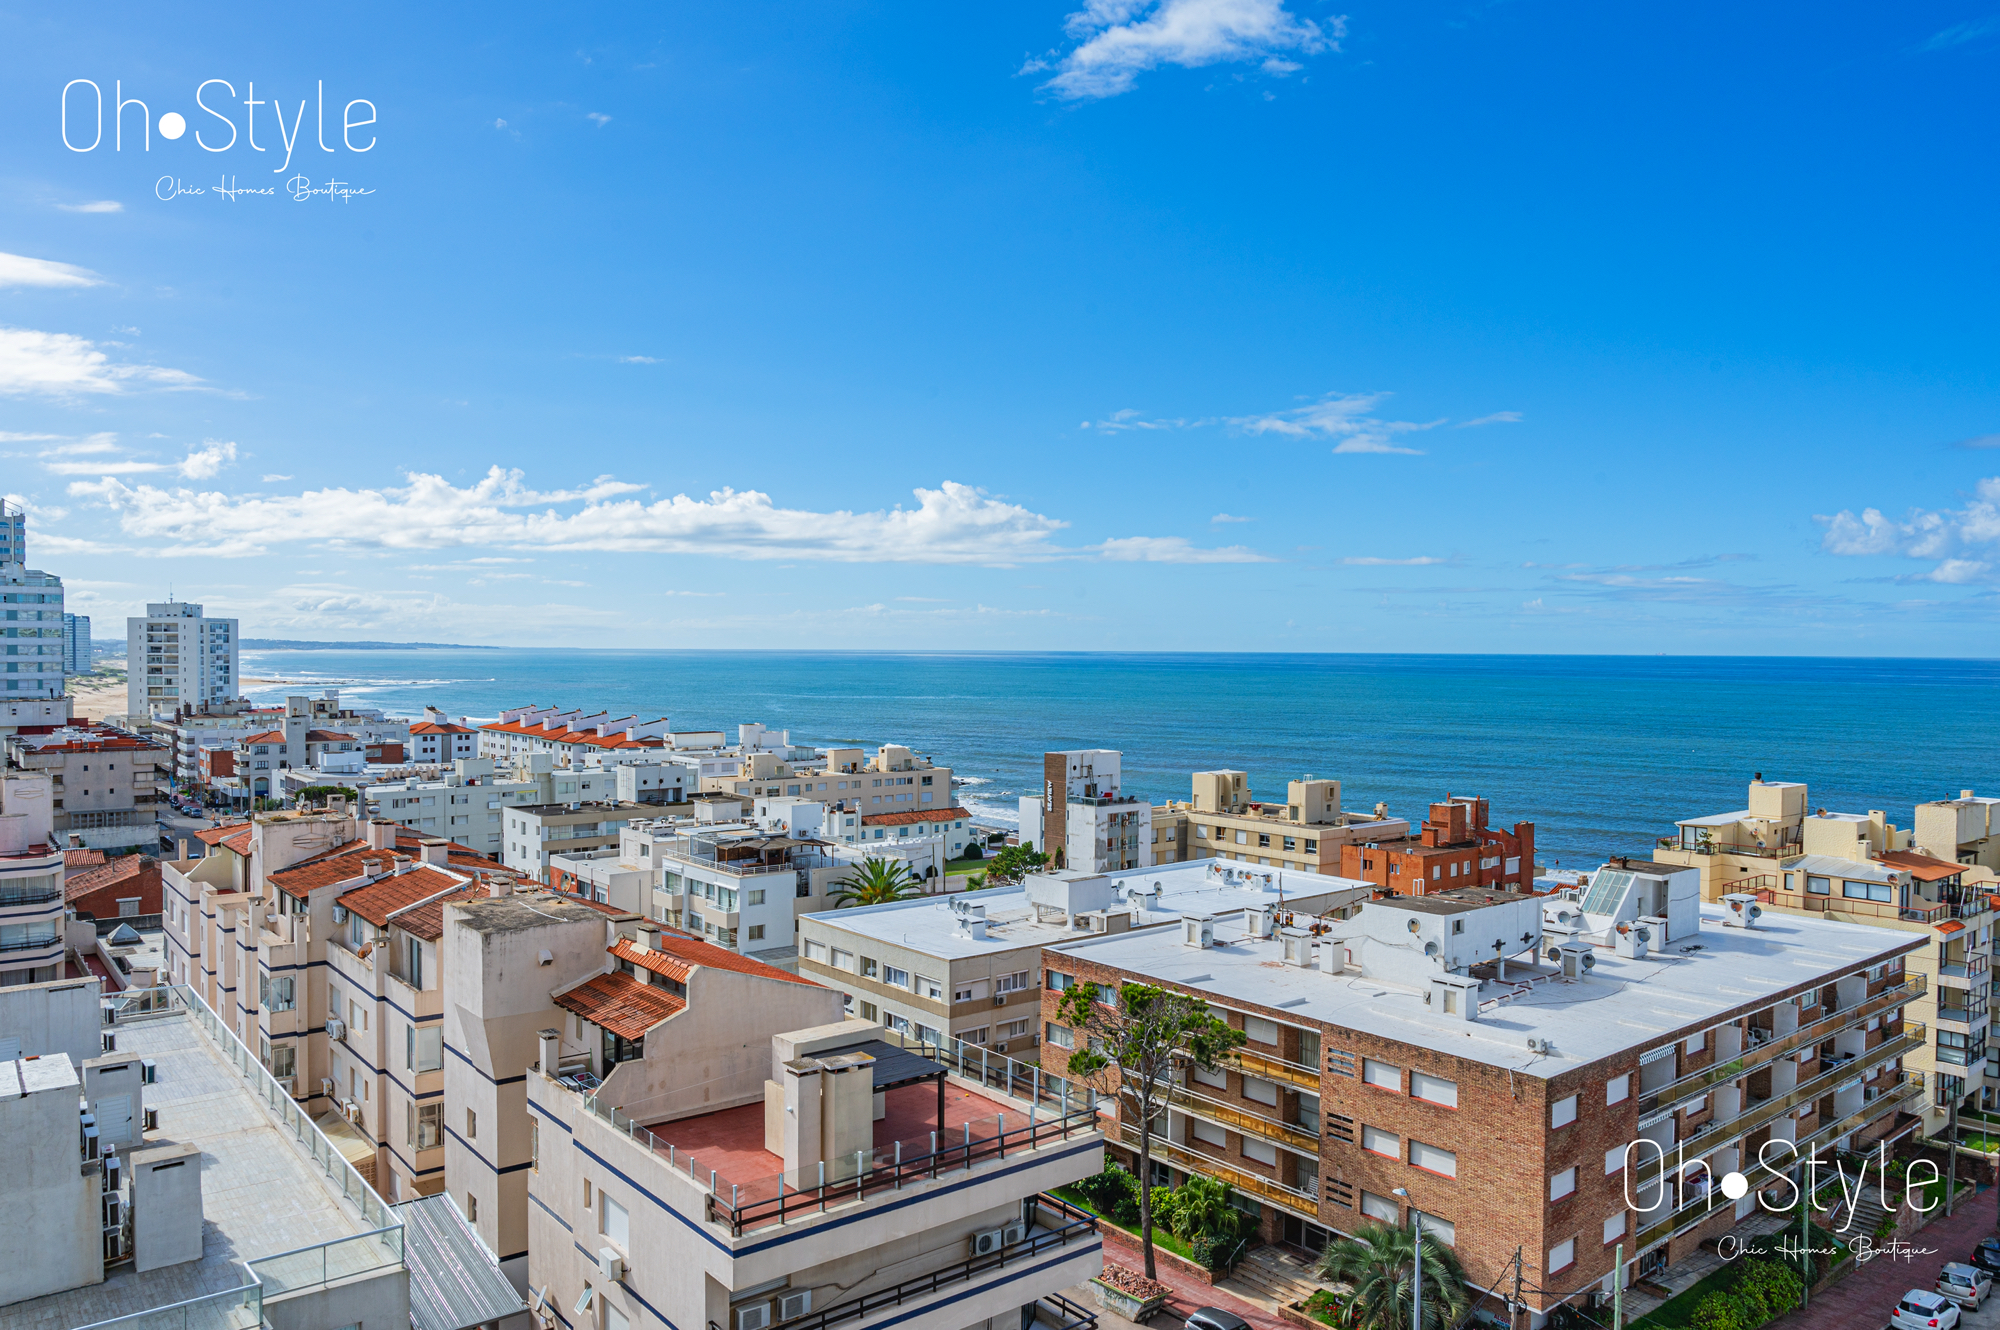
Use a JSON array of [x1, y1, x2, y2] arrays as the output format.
[[0, 930, 62, 952], [1632, 1072, 1924, 1251], [0, 886, 62, 907], [1935, 1045, 1988, 1068], [1120, 1124, 1323, 1223], [1225, 1045, 1322, 1092], [1167, 1085, 1319, 1155], [769, 1194, 1098, 1330], [1636, 976, 1925, 1117], [1630, 1024, 1924, 1192], [1660, 836, 1800, 859], [1939, 955, 1991, 982]]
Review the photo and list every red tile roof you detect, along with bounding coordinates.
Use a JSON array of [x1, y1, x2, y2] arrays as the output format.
[[193, 824, 248, 847], [269, 829, 519, 896], [337, 865, 472, 927], [305, 730, 356, 742], [1879, 850, 1965, 882], [553, 971, 685, 1041], [610, 929, 822, 988], [383, 884, 485, 941], [477, 715, 669, 750], [860, 806, 972, 827], [65, 855, 159, 906], [219, 828, 253, 856], [65, 848, 108, 872], [240, 731, 287, 744], [409, 721, 475, 735]]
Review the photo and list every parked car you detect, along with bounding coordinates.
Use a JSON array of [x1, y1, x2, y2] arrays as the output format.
[[1894, 1289, 1961, 1329], [1938, 1262, 1993, 1309], [1971, 1237, 2000, 1274], [1182, 1310, 1251, 1330]]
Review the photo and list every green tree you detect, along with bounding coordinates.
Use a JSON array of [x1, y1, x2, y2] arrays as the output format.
[[1056, 979, 1244, 1281], [984, 843, 1049, 885], [1313, 1222, 1470, 1330], [293, 785, 351, 807], [830, 857, 925, 907]]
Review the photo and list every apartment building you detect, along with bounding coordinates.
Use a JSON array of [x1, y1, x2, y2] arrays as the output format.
[[1915, 789, 2000, 875], [719, 741, 959, 814], [361, 756, 574, 858], [5, 721, 168, 853], [1170, 770, 1412, 874], [1336, 794, 1538, 895], [148, 691, 404, 790], [409, 706, 480, 762], [0, 498, 22, 567], [1019, 748, 1152, 873], [523, 911, 1105, 1330], [798, 859, 1375, 1062], [478, 705, 679, 767], [1044, 873, 1927, 1322], [62, 612, 91, 674], [0, 975, 520, 1330], [1657, 776, 1994, 1133], [0, 773, 63, 988], [504, 799, 651, 881], [2, 561, 67, 702], [125, 601, 238, 719]]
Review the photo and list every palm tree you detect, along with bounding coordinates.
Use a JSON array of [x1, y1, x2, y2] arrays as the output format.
[[1315, 1222, 1470, 1330], [830, 857, 925, 907]]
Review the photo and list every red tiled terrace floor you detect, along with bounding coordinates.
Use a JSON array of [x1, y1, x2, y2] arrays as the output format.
[[647, 1080, 1037, 1205]]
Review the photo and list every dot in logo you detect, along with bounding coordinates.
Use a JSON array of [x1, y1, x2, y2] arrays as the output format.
[[158, 112, 186, 141], [1720, 1171, 1749, 1200]]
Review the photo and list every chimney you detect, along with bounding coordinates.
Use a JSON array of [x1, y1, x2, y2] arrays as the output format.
[[177, 838, 190, 861], [1182, 914, 1214, 949], [418, 837, 450, 867], [392, 854, 416, 876], [366, 819, 397, 850], [485, 873, 513, 899], [634, 924, 659, 952], [537, 1028, 560, 1075], [68, 832, 83, 849], [361, 857, 383, 877]]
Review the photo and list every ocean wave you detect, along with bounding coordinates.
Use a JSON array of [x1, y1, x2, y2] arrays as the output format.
[[953, 775, 993, 786], [958, 791, 1021, 828]]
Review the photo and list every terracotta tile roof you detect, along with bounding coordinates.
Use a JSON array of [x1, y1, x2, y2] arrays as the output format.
[[391, 885, 485, 941], [268, 839, 375, 892], [553, 971, 685, 1041], [338, 865, 472, 927], [1879, 850, 1965, 882], [305, 730, 356, 742], [477, 715, 668, 749], [1937, 920, 1966, 936], [860, 806, 972, 827], [219, 827, 253, 856], [65, 848, 108, 872], [610, 928, 822, 988], [65, 856, 157, 905], [193, 824, 247, 847], [240, 730, 287, 744], [409, 721, 475, 735]]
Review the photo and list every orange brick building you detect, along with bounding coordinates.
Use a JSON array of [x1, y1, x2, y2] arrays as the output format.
[[1339, 794, 1537, 896]]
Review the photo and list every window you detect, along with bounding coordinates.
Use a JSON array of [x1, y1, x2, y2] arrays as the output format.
[[1191, 1119, 1227, 1146], [1243, 1138, 1278, 1165], [748, 889, 765, 906], [270, 1043, 296, 1080], [860, 1001, 878, 1021], [1807, 875, 1831, 896], [601, 1193, 630, 1249], [1843, 879, 1894, 903], [1411, 1071, 1458, 1107], [1548, 1239, 1575, 1274], [954, 980, 984, 1002], [1244, 1015, 1279, 1044], [1606, 1074, 1630, 1105], [1604, 1212, 1627, 1245], [1046, 1022, 1075, 1049], [1234, 831, 1248, 845], [832, 949, 854, 971], [1605, 1146, 1626, 1176], [804, 940, 827, 962], [1362, 1125, 1398, 1158], [1409, 1140, 1456, 1178], [918, 975, 943, 1000], [1551, 1094, 1578, 1128], [1362, 1058, 1401, 1091], [1550, 1167, 1577, 1201], [467, 1193, 477, 1223], [408, 1025, 441, 1072], [1360, 1190, 1399, 1224], [1413, 1211, 1455, 1246], [884, 966, 910, 987], [1001, 1018, 1031, 1039], [748, 924, 765, 940], [467, 1108, 477, 1140], [861, 957, 878, 977], [959, 1026, 989, 1045], [1243, 1076, 1279, 1105], [412, 1102, 442, 1149], [997, 970, 1033, 993]]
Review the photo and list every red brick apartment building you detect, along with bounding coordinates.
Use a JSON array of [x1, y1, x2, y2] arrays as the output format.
[[1042, 865, 1926, 1325], [1338, 794, 1538, 896]]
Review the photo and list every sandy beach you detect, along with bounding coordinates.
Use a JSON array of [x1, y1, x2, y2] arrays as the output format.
[[68, 672, 129, 722]]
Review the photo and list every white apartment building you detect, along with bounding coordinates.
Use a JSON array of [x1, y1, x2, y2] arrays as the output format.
[[503, 798, 651, 880], [365, 756, 573, 857], [478, 705, 681, 767], [125, 601, 239, 719], [408, 706, 480, 763], [1019, 748, 1152, 873], [62, 613, 91, 674], [2, 562, 67, 703], [0, 499, 22, 567], [519, 909, 1105, 1330], [797, 859, 1376, 1060], [150, 691, 403, 790], [0, 773, 64, 988]]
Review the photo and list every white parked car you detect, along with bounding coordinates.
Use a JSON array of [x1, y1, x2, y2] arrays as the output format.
[[1892, 1288, 1961, 1329], [1937, 1262, 1993, 1310]]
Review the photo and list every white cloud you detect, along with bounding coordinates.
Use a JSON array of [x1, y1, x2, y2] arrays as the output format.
[[1341, 555, 1445, 566], [65, 468, 1264, 568], [177, 440, 238, 479], [262, 473, 294, 482], [1456, 411, 1522, 428], [1095, 535, 1272, 563], [0, 252, 104, 289], [586, 112, 612, 126], [1031, 0, 1342, 100], [616, 355, 660, 364], [1210, 512, 1254, 523], [56, 201, 123, 215], [1231, 391, 1443, 455], [1817, 478, 2000, 583], [0, 327, 202, 398]]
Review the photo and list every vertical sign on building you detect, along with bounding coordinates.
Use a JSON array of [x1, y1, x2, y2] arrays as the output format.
[[1041, 751, 1067, 865]]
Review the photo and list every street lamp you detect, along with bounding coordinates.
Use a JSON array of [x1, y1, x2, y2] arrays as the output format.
[[1394, 1188, 1420, 1330]]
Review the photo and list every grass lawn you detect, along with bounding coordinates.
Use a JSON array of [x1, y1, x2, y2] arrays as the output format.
[[1051, 1185, 1204, 1265], [1958, 1131, 2000, 1152], [1627, 1266, 1741, 1330]]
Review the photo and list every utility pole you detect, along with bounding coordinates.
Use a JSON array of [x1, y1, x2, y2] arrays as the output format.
[[1511, 1245, 1525, 1330], [1948, 1086, 1961, 1218], [1612, 1243, 1623, 1330]]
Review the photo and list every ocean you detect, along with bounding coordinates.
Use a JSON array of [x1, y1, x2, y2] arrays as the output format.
[[239, 650, 2000, 869]]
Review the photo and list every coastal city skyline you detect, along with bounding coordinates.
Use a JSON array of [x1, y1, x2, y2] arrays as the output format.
[[6, 5, 2000, 654]]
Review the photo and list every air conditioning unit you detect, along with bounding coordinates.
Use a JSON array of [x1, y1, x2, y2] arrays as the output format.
[[777, 1290, 812, 1321], [993, 1043, 1007, 1054], [992, 994, 1006, 1006], [331, 905, 349, 925], [1001, 1221, 1027, 1246], [599, 1247, 625, 1283], [101, 1002, 118, 1027], [142, 1107, 159, 1132], [320, 1077, 336, 1098], [342, 1099, 362, 1124], [103, 1191, 122, 1229], [326, 1018, 346, 1041], [140, 1059, 157, 1084], [735, 1302, 772, 1330], [970, 1228, 1004, 1257]]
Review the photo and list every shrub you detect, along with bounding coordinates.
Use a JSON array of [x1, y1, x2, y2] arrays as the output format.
[[1688, 1290, 1745, 1330], [1737, 1258, 1804, 1321]]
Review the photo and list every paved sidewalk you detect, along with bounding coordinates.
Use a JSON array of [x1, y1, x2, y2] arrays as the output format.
[[1076, 1225, 1295, 1330], [1766, 1189, 1999, 1330]]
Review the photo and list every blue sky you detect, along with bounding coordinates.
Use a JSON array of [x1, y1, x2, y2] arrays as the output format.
[[3, 2, 1999, 653]]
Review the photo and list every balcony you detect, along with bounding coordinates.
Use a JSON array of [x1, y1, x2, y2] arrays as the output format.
[[1167, 1085, 1319, 1155], [1217, 1045, 1322, 1092], [1659, 835, 1800, 860], [1935, 1044, 1988, 1068], [1120, 1122, 1322, 1223], [1938, 955, 1991, 985], [1636, 976, 1925, 1117]]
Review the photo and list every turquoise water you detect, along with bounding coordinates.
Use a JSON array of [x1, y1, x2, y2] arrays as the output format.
[[239, 651, 2000, 868]]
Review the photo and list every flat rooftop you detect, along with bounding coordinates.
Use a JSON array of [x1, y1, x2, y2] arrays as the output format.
[[1050, 902, 1920, 1076], [802, 857, 1376, 960], [1, 1012, 373, 1330]]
